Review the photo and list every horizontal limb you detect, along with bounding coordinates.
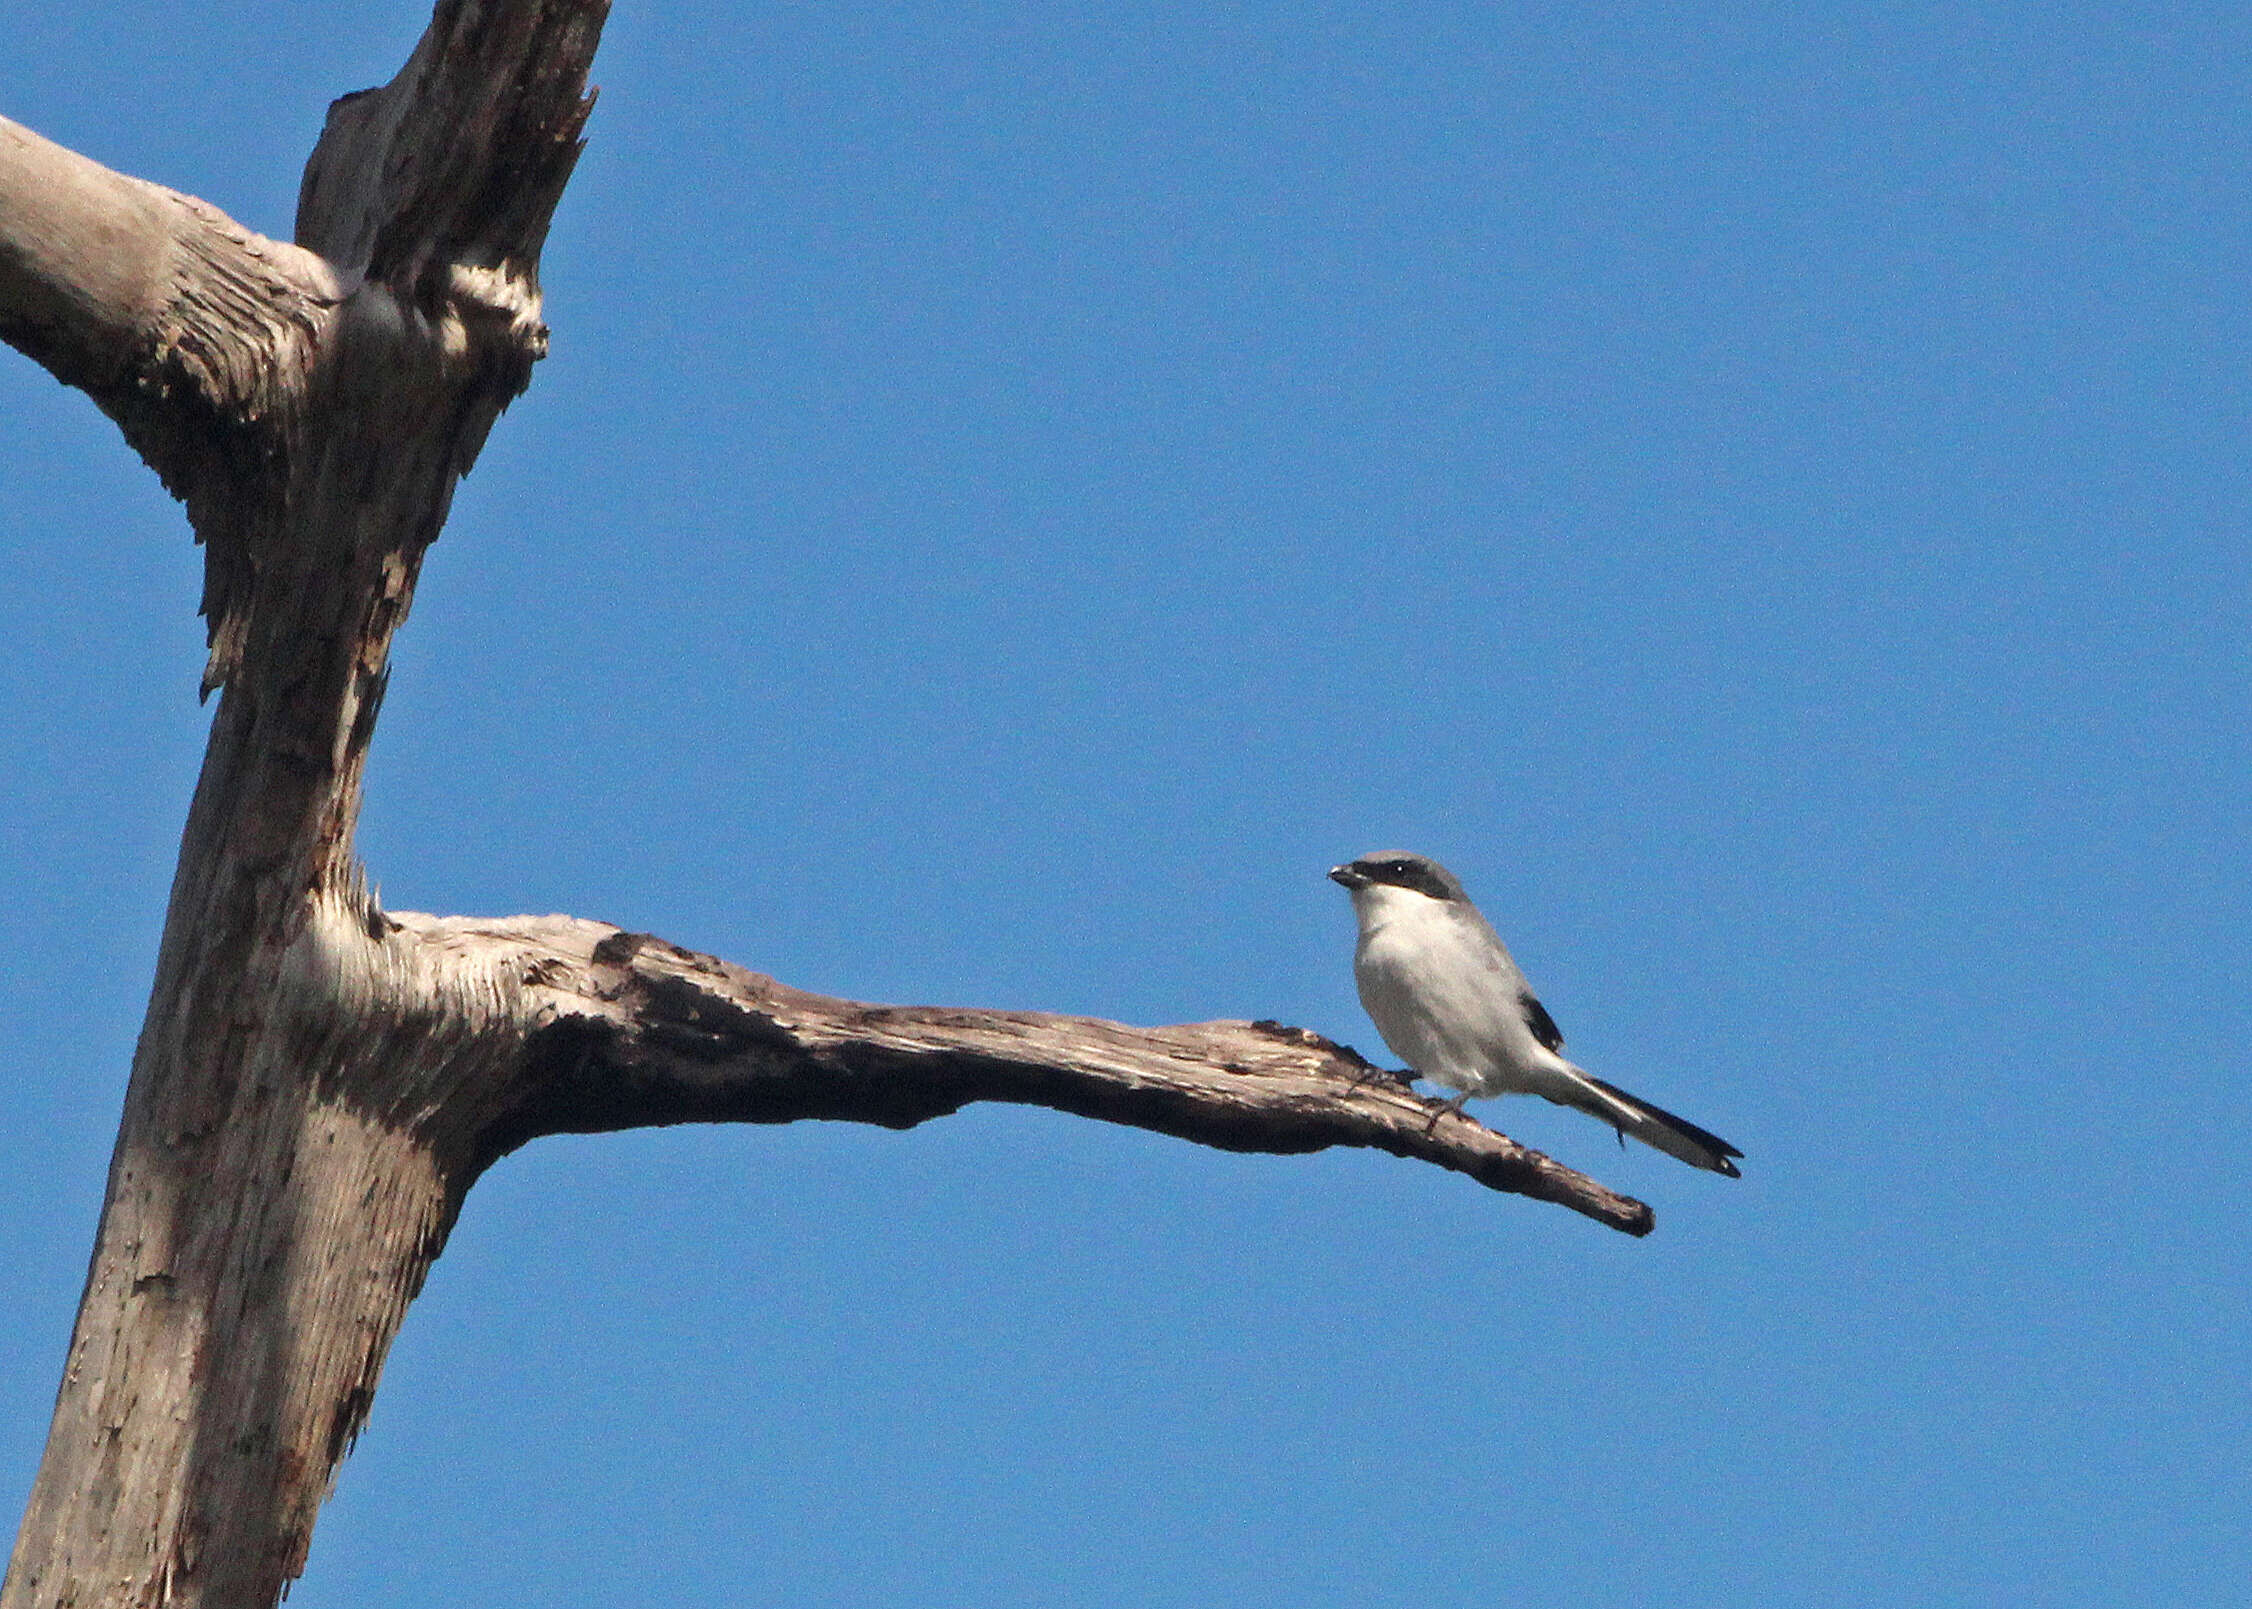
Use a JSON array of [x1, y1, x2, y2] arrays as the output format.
[[382, 912, 1658, 1235]]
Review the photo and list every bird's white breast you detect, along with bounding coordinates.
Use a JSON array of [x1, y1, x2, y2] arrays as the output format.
[[1348, 885, 1534, 1097]]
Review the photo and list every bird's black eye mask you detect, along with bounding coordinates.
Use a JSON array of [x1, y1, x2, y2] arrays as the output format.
[[1363, 859, 1458, 902]]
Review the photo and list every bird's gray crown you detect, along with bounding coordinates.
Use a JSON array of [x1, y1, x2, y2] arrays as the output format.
[[1328, 851, 1467, 903]]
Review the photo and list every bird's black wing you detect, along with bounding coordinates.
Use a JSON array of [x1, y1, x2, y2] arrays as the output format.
[[1518, 989, 1564, 1053]]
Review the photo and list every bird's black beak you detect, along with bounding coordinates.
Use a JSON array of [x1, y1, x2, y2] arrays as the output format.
[[1328, 864, 1367, 889]]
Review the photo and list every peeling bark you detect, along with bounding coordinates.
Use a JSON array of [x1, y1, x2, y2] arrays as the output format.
[[2, 4, 1658, 1607]]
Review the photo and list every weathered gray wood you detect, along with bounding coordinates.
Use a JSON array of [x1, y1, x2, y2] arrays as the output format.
[[4, 3, 608, 1603], [379, 912, 1657, 1230], [2, 4, 1658, 1606]]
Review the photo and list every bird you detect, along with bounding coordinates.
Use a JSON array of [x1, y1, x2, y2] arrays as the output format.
[[1329, 851, 1741, 1176]]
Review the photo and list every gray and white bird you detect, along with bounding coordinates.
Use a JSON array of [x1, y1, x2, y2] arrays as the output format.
[[1330, 851, 1741, 1176]]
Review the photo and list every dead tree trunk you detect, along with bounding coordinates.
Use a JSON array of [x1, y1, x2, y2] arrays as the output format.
[[0, 4, 1655, 1605]]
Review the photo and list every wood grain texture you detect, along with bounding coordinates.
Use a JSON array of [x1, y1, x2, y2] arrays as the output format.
[[381, 913, 1657, 1233], [2, 2, 608, 1603]]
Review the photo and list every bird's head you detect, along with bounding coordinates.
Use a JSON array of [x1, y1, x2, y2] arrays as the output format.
[[1328, 851, 1467, 904]]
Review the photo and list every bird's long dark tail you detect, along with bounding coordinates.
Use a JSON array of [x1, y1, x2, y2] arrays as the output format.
[[1559, 1068, 1743, 1177]]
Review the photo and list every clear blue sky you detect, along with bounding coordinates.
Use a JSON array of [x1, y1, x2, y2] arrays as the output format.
[[4, 3, 2248, 1603]]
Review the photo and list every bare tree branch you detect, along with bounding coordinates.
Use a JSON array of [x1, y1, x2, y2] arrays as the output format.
[[4, 3, 610, 1603], [373, 913, 1657, 1234], [298, 0, 605, 285], [0, 114, 341, 523]]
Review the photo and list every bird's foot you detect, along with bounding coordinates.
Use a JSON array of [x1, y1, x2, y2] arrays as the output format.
[[1344, 1060, 1417, 1095], [1421, 1091, 1472, 1135]]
